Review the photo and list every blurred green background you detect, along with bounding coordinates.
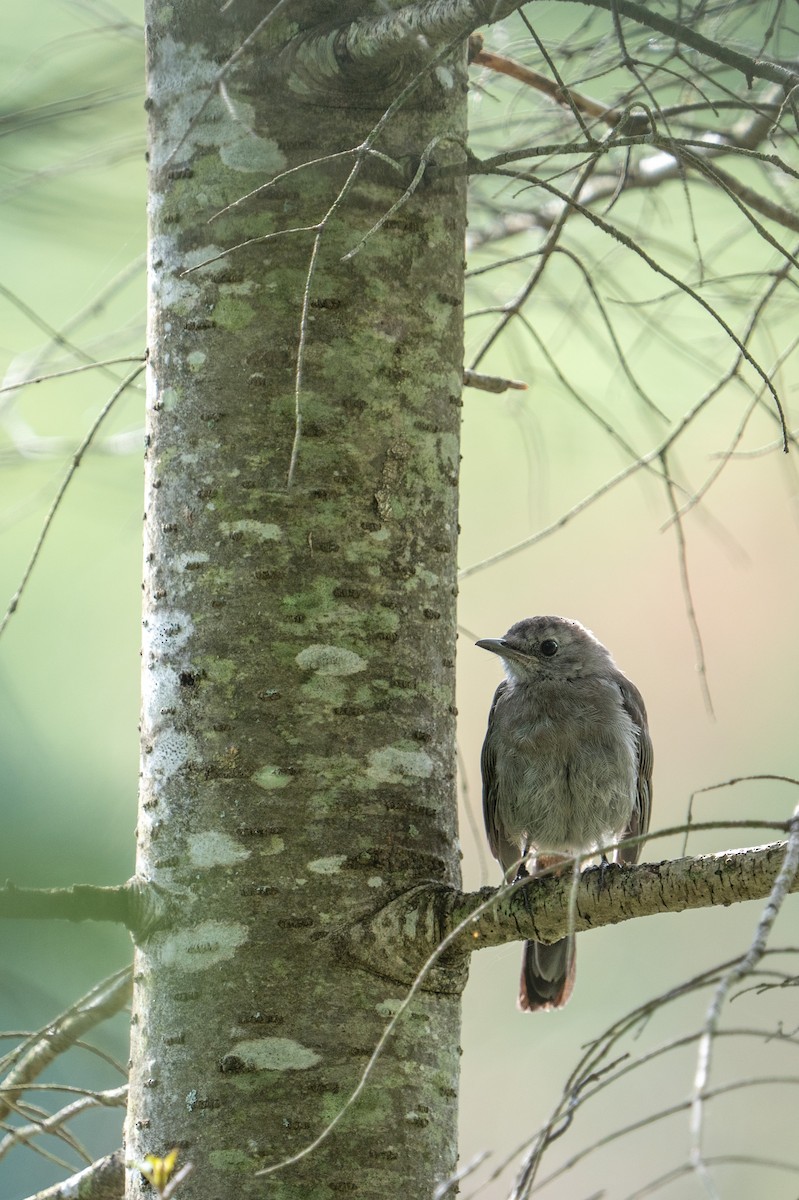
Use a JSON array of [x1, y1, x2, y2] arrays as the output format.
[[1, 3, 797, 1198], [1, 1, 144, 1191]]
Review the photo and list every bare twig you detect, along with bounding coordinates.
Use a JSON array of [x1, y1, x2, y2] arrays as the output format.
[[463, 369, 527, 392], [0, 364, 145, 639], [0, 1085, 127, 1161], [0, 969, 132, 1123], [689, 807, 799, 1192], [660, 450, 715, 716], [19, 1148, 124, 1200]]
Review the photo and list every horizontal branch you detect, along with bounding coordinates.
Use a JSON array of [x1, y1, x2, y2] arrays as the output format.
[[348, 841, 799, 988], [0, 877, 168, 937], [277, 0, 799, 96], [453, 841, 798, 948], [0, 881, 133, 924], [463, 367, 527, 392]]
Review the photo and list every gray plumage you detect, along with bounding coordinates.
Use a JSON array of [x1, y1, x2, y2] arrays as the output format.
[[477, 616, 653, 1011]]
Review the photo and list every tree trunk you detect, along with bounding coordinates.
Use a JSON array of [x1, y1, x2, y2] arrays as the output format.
[[128, 3, 467, 1197]]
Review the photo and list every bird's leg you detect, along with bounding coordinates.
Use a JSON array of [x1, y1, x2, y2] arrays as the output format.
[[514, 844, 534, 917], [590, 848, 619, 893], [512, 842, 531, 884]]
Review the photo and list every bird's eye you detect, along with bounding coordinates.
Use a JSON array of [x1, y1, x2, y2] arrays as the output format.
[[540, 639, 559, 657]]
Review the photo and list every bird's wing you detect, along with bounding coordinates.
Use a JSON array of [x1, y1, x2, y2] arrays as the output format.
[[480, 680, 508, 866], [616, 674, 653, 865]]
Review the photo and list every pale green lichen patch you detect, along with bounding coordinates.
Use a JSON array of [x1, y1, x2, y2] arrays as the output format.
[[208, 1149, 259, 1173], [220, 132, 285, 174], [252, 765, 291, 790], [148, 37, 287, 176], [307, 855, 346, 875], [402, 910, 420, 939], [157, 920, 247, 971], [182, 244, 230, 275], [150, 236, 229, 312], [160, 385, 179, 410], [212, 296, 255, 330], [366, 746, 433, 785], [219, 519, 282, 541], [186, 350, 206, 369], [197, 657, 236, 683], [229, 1037, 321, 1071], [376, 998, 404, 1017], [295, 645, 367, 675], [188, 831, 249, 868], [299, 674, 348, 705]]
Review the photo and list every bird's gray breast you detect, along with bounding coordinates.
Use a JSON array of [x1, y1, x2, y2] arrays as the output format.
[[492, 676, 638, 855]]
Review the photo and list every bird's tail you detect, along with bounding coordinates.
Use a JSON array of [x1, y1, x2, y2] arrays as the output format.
[[519, 936, 576, 1011]]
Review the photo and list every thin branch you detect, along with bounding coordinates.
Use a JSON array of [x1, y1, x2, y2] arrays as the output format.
[[563, 0, 799, 92], [180, 224, 321, 275], [463, 368, 527, 392], [670, 141, 799, 247], [0, 257, 145, 415], [0, 364, 145, 639], [0, 1086, 126, 1162], [0, 357, 145, 395], [660, 450, 715, 716], [550, 244, 666, 418], [0, 970, 131, 1124], [468, 153, 603, 368], [689, 808, 799, 1189], [341, 133, 464, 262], [483, 167, 789, 446], [287, 228, 321, 488], [687, 154, 799, 236], [522, 1027, 799, 1197], [512, 1079, 799, 1200], [469, 33, 612, 134], [477, 945, 799, 1199], [19, 1148, 124, 1200], [458, 448, 651, 580], [660, 255, 799, 526], [683, 774, 799, 858], [622, 1154, 799, 1200]]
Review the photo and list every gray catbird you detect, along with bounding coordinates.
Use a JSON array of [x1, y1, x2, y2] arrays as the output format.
[[477, 616, 653, 1011]]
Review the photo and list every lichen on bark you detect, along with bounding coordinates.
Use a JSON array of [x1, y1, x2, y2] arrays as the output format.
[[129, 3, 468, 1196]]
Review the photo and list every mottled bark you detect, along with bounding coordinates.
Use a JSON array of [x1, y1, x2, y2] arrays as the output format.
[[129, 3, 467, 1198]]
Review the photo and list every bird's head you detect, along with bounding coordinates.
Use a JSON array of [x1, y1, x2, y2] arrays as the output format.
[[476, 615, 615, 685]]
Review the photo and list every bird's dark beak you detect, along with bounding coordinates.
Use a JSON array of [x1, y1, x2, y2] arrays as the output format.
[[476, 637, 532, 667], [475, 638, 507, 656]]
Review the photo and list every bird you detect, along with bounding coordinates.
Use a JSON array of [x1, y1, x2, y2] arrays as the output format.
[[477, 615, 652, 1011]]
